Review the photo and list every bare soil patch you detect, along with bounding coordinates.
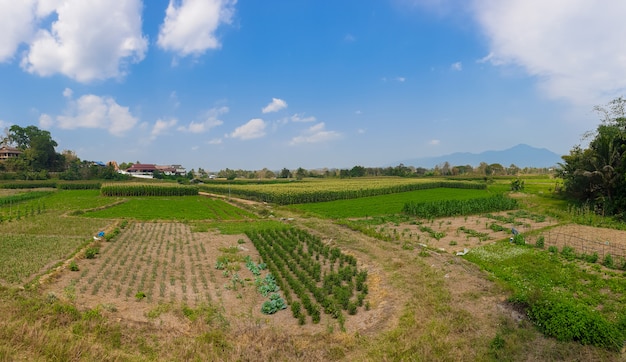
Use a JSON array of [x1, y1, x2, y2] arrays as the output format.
[[541, 224, 626, 260], [382, 211, 558, 254]]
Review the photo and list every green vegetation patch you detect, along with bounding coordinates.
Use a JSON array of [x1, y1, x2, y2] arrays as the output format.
[[465, 242, 626, 351], [84, 196, 256, 221], [0, 190, 53, 207], [403, 194, 518, 218], [200, 178, 485, 205], [42, 190, 121, 211], [289, 188, 490, 218], [0, 234, 86, 284], [101, 182, 198, 197]]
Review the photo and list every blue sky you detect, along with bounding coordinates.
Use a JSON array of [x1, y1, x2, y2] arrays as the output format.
[[1, 0, 625, 172]]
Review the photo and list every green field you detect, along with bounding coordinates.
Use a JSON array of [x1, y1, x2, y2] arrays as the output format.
[[84, 196, 256, 220], [288, 187, 491, 218]]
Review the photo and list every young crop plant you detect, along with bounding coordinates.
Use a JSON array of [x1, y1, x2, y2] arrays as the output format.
[[419, 225, 446, 241], [245, 227, 369, 326]]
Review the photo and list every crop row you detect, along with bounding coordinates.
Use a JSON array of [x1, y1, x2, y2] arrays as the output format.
[[0, 191, 52, 207], [101, 183, 199, 197], [403, 194, 518, 218], [246, 228, 367, 327], [200, 180, 485, 205], [0, 180, 100, 189]]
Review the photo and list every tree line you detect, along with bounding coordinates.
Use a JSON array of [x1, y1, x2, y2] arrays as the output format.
[[559, 97, 626, 219], [0, 125, 126, 181]]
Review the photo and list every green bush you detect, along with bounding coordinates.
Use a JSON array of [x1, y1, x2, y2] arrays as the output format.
[[548, 245, 558, 253], [583, 252, 599, 264], [69, 261, 79, 271], [603, 254, 614, 268], [512, 234, 525, 246], [561, 246, 576, 261], [527, 297, 624, 351], [85, 247, 99, 259], [535, 235, 545, 248]]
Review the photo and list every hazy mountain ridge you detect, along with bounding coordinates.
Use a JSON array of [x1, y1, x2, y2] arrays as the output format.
[[400, 144, 562, 169]]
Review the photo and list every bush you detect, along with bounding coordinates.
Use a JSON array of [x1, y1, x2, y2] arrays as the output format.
[[583, 252, 599, 264], [69, 261, 79, 271], [85, 247, 99, 259], [561, 246, 576, 261], [527, 297, 623, 351], [512, 234, 525, 246], [548, 246, 558, 253], [535, 235, 545, 249], [603, 254, 614, 268]]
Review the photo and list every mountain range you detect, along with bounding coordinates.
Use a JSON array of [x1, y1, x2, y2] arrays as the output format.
[[400, 144, 563, 169]]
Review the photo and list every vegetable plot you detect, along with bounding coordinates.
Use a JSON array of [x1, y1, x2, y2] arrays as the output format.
[[245, 228, 368, 328]]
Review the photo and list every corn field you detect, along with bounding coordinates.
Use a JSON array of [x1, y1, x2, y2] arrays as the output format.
[[402, 194, 519, 218], [101, 183, 199, 197], [200, 179, 485, 205]]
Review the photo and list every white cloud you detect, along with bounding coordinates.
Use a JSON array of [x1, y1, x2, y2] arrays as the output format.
[[0, 1, 36, 62], [20, 0, 147, 82], [262, 98, 288, 113], [289, 122, 341, 145], [178, 106, 227, 133], [357, 128, 366, 134], [158, 0, 236, 57], [230, 118, 266, 140], [38, 113, 53, 129], [429, 139, 440, 145], [451, 61, 462, 71], [207, 138, 222, 145], [473, 0, 626, 103], [56, 93, 139, 136], [382, 76, 406, 83], [290, 113, 316, 123], [151, 118, 178, 140], [62, 88, 73, 98]]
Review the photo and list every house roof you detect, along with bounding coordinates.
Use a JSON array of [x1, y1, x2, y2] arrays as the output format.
[[127, 163, 157, 171]]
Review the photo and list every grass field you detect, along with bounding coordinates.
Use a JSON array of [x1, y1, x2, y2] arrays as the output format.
[[84, 195, 256, 220], [288, 188, 491, 218]]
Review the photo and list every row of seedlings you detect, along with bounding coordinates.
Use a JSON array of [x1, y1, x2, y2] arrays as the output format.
[[246, 227, 368, 328]]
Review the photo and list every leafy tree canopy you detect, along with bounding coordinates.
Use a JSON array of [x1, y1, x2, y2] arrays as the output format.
[[559, 97, 626, 217]]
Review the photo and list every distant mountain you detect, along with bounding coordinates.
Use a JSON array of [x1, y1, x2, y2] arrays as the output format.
[[400, 144, 562, 169]]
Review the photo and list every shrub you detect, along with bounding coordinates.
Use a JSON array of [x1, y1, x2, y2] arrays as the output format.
[[535, 235, 545, 249], [583, 252, 599, 264], [548, 246, 558, 253], [69, 261, 79, 271], [561, 246, 576, 260], [135, 291, 147, 301], [603, 254, 614, 268], [85, 247, 99, 259], [527, 297, 623, 351], [512, 234, 525, 246]]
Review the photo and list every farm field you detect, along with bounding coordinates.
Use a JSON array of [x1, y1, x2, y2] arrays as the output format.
[[288, 187, 491, 218], [83, 195, 256, 221], [0, 179, 625, 360]]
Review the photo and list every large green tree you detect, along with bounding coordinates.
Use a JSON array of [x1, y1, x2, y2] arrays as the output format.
[[3, 125, 64, 172], [559, 97, 626, 216]]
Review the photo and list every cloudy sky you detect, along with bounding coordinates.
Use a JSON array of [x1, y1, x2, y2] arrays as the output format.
[[1, 0, 625, 171]]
